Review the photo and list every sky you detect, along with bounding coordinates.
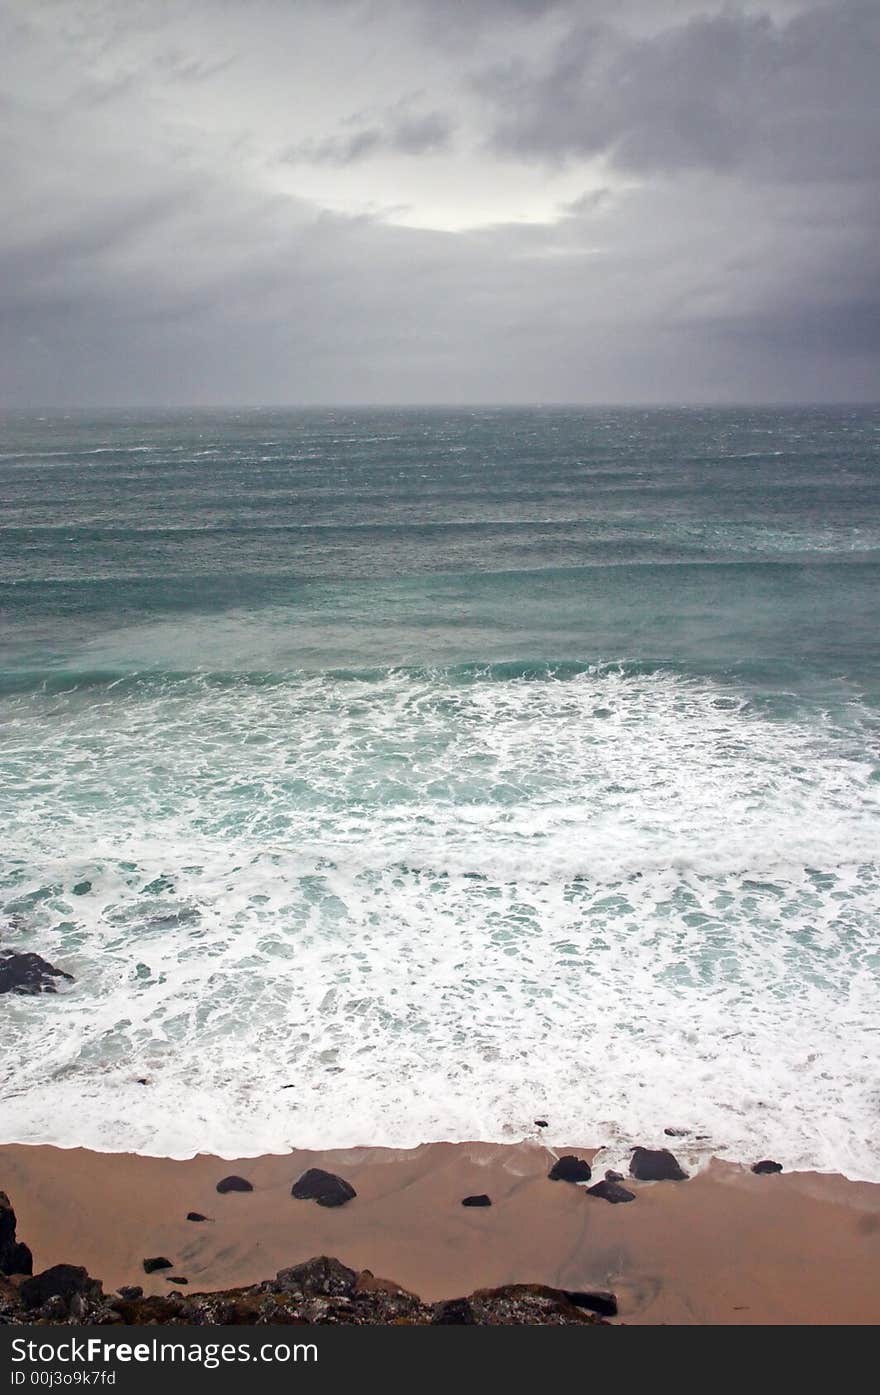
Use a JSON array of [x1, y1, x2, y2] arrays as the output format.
[[1, 0, 878, 406]]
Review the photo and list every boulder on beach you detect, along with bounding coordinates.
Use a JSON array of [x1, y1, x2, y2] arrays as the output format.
[[629, 1146, 689, 1181], [0, 1192, 33, 1276], [21, 1265, 101, 1311], [587, 1178, 636, 1204], [548, 1155, 592, 1183], [752, 1159, 783, 1174], [186, 1211, 210, 1222], [563, 1288, 618, 1317], [0, 951, 74, 995], [461, 1194, 492, 1207], [143, 1257, 173, 1274], [117, 1285, 143, 1300], [291, 1168, 356, 1208], [216, 1175, 253, 1194], [274, 1257, 358, 1297]]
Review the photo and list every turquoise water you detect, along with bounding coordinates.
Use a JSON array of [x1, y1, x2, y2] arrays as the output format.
[[1, 407, 878, 1172]]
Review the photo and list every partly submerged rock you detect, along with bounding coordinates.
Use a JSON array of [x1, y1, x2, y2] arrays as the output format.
[[752, 1159, 783, 1175], [291, 1168, 356, 1208], [117, 1286, 143, 1300], [587, 1178, 636, 1204], [216, 1175, 253, 1194], [604, 1169, 625, 1182], [0, 1192, 33, 1276], [548, 1155, 592, 1183], [143, 1257, 173, 1274], [461, 1194, 492, 1207], [629, 1146, 688, 1182], [186, 1212, 210, 1222], [0, 951, 74, 995]]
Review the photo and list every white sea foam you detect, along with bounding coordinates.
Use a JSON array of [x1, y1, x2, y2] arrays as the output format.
[[1, 664, 878, 1174]]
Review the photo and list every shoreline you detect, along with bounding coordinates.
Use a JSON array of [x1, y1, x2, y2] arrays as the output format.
[[3, 1140, 880, 1324]]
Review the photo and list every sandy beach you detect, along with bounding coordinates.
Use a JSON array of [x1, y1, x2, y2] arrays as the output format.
[[2, 1140, 879, 1325]]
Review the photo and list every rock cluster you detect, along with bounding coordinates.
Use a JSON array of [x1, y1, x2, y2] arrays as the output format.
[[0, 1254, 610, 1326], [0, 951, 73, 995]]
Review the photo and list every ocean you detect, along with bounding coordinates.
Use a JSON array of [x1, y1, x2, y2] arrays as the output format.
[[1, 406, 878, 1176]]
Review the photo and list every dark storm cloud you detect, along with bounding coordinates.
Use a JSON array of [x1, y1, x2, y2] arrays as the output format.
[[481, 0, 880, 180]]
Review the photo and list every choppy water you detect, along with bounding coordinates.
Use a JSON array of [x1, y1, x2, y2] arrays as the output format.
[[1, 407, 878, 1174]]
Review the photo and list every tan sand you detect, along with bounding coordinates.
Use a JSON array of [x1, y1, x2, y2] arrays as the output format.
[[2, 1141, 879, 1324]]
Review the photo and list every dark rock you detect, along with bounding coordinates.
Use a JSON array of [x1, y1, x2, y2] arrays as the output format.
[[72, 881, 92, 896], [534, 1119, 548, 1128], [752, 1159, 783, 1175], [216, 1175, 253, 1194], [604, 1169, 624, 1182], [136, 1078, 148, 1086], [664, 1127, 689, 1137], [21, 1265, 101, 1311], [4, 1254, 607, 1326], [117, 1286, 143, 1300], [630, 1146, 688, 1182], [291, 1168, 356, 1208], [0, 1192, 33, 1277], [563, 1288, 618, 1317], [186, 1212, 210, 1222], [143, 1257, 173, 1274], [461, 1194, 491, 1207], [274, 1257, 357, 1298], [548, 1154, 592, 1183], [167, 1277, 188, 1285], [587, 1179, 636, 1204], [464, 1284, 607, 1325], [0, 951, 74, 995], [432, 1297, 476, 1324]]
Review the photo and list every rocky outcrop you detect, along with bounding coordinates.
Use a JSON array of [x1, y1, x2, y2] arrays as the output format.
[[0, 951, 73, 995], [0, 1253, 610, 1325], [548, 1155, 592, 1183], [20, 1265, 102, 1311], [291, 1168, 356, 1208], [0, 1193, 33, 1277], [752, 1159, 783, 1175], [629, 1147, 688, 1181], [432, 1285, 609, 1326]]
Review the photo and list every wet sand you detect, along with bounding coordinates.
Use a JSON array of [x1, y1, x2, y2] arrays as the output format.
[[2, 1141, 879, 1324]]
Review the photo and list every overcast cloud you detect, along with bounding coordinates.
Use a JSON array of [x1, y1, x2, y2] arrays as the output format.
[[0, 0, 877, 405]]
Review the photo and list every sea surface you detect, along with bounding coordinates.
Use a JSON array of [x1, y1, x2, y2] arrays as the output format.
[[1, 406, 878, 1175]]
